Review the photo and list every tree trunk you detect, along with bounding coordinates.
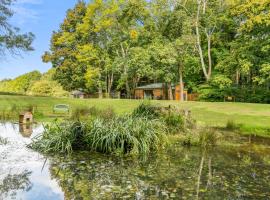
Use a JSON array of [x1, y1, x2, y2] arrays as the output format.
[[108, 72, 114, 98], [196, 0, 209, 81], [236, 69, 240, 85], [179, 64, 185, 101], [98, 72, 103, 99], [120, 43, 130, 99], [207, 32, 212, 79], [168, 83, 174, 100], [98, 83, 103, 99]]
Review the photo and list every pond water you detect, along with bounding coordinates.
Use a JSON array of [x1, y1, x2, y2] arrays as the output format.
[[0, 123, 270, 200]]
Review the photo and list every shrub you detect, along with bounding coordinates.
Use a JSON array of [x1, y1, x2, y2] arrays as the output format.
[[199, 128, 218, 147], [164, 113, 185, 134], [29, 121, 88, 154], [84, 116, 167, 155], [28, 79, 69, 97], [29, 116, 167, 156], [132, 102, 160, 119]]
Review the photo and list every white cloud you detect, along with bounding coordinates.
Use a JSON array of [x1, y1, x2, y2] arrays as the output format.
[[11, 0, 43, 26]]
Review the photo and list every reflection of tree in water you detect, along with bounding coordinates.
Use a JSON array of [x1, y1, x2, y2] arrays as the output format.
[[49, 146, 270, 199], [0, 170, 33, 198]]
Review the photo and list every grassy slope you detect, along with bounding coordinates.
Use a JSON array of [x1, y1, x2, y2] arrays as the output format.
[[0, 95, 269, 135]]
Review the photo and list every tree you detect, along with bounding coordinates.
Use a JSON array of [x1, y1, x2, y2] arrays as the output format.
[[43, 1, 87, 91], [0, 0, 34, 56]]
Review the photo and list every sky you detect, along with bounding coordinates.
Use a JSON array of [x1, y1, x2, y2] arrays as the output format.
[[0, 0, 81, 80]]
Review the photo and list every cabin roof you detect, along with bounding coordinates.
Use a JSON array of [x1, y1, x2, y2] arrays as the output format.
[[136, 83, 164, 89], [136, 83, 181, 90]]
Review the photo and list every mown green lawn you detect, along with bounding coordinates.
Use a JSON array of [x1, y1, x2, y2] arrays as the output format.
[[0, 95, 269, 136]]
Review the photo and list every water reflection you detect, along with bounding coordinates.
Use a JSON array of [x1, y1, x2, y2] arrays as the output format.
[[0, 123, 64, 200], [48, 145, 270, 199], [19, 123, 33, 138], [0, 123, 270, 199], [0, 170, 32, 199]]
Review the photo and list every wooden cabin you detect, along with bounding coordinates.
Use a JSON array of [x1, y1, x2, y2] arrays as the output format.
[[134, 83, 188, 101]]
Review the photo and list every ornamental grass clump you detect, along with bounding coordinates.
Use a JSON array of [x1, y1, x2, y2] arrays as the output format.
[[84, 116, 167, 155], [29, 121, 88, 154]]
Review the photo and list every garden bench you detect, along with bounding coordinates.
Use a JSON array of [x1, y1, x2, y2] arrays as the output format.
[[53, 104, 70, 113]]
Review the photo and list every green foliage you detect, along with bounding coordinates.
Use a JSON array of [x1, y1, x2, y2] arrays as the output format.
[[226, 120, 241, 131], [164, 113, 185, 134], [0, 0, 34, 55], [0, 69, 69, 97], [27, 80, 69, 97], [132, 102, 160, 119], [29, 121, 88, 154], [0, 71, 42, 94], [37, 0, 270, 102], [29, 115, 167, 156], [84, 116, 167, 155], [199, 128, 218, 147], [70, 106, 115, 120]]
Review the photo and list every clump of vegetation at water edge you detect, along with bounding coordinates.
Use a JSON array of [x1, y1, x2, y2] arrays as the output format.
[[29, 102, 198, 156]]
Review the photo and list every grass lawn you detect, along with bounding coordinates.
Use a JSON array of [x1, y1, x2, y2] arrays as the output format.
[[0, 94, 269, 136]]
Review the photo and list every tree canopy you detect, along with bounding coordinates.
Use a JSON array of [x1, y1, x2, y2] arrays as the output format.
[[0, 0, 34, 56], [42, 0, 270, 103]]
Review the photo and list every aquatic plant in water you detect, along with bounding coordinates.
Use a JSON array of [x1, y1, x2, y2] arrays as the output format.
[[84, 116, 167, 155], [29, 116, 167, 156], [29, 121, 88, 154], [0, 136, 8, 145]]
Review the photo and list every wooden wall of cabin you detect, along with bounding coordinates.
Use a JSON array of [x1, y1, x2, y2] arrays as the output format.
[[134, 89, 144, 99], [153, 89, 164, 100]]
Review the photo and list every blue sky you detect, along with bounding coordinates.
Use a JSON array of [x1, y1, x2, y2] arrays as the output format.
[[0, 0, 81, 80]]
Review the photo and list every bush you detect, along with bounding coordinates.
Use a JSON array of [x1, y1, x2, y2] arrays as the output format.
[[29, 116, 167, 156], [84, 116, 167, 155], [198, 84, 270, 103], [28, 79, 69, 97], [164, 113, 185, 134], [29, 121, 88, 154], [132, 102, 160, 119], [199, 128, 218, 147]]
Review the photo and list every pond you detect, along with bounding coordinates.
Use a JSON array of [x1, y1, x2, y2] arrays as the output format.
[[0, 123, 270, 199]]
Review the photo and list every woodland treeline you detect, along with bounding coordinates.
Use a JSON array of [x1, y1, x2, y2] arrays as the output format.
[[42, 0, 270, 103], [1, 0, 270, 103]]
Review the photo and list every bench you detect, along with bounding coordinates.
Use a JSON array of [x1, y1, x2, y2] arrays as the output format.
[[53, 104, 70, 113]]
